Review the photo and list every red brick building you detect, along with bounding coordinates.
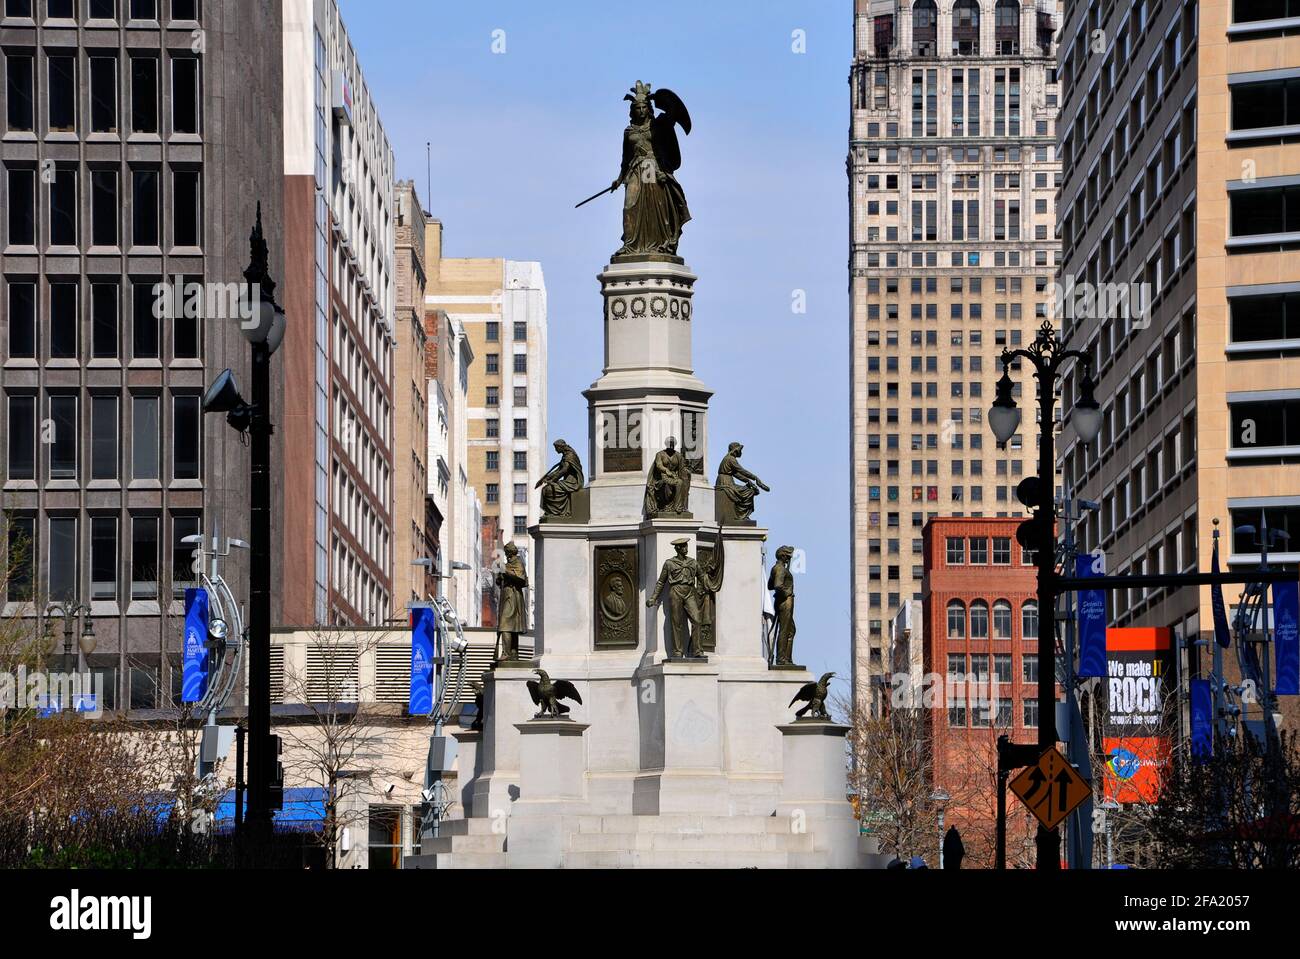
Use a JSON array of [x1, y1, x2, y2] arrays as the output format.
[[921, 516, 1057, 866]]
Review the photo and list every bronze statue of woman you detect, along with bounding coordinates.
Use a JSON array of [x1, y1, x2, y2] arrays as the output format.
[[536, 439, 584, 517], [607, 82, 692, 257]]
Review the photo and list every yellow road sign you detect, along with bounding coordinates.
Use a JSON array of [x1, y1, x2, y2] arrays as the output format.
[[1009, 747, 1091, 831]]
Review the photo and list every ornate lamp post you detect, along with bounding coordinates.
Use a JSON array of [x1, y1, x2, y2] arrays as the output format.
[[202, 204, 285, 842], [987, 321, 1102, 871], [46, 601, 95, 677]]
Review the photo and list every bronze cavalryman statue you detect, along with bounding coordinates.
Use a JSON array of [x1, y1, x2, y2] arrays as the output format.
[[716, 442, 770, 524], [537, 439, 584, 517], [768, 546, 798, 666], [576, 81, 692, 257], [644, 437, 691, 517], [646, 536, 722, 659], [496, 542, 528, 663]]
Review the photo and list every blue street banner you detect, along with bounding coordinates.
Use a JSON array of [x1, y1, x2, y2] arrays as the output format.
[[181, 588, 210, 704], [1076, 554, 1108, 678], [410, 605, 437, 715], [1210, 536, 1231, 649], [1273, 578, 1299, 696], [1189, 678, 1213, 761]]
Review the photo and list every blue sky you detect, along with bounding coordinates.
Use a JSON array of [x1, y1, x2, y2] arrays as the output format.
[[341, 0, 853, 679]]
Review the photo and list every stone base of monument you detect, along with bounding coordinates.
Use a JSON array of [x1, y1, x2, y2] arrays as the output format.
[[467, 667, 535, 819], [506, 719, 591, 868], [775, 720, 870, 869]]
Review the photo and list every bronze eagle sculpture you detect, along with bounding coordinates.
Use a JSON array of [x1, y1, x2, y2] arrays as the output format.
[[789, 672, 835, 720], [527, 669, 583, 720]]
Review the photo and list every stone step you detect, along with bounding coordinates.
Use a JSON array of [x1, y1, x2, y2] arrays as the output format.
[[422, 832, 505, 856], [572, 814, 799, 835], [439, 851, 512, 869], [565, 848, 792, 869], [568, 829, 815, 854]]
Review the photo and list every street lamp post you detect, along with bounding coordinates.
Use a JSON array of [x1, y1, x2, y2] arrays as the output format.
[[46, 601, 95, 684], [930, 787, 951, 867], [988, 321, 1102, 871], [202, 204, 286, 844]]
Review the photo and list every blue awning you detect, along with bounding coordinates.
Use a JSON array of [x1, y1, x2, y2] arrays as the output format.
[[213, 787, 328, 834]]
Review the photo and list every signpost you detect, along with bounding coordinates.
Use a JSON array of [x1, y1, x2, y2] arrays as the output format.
[[1010, 747, 1091, 833]]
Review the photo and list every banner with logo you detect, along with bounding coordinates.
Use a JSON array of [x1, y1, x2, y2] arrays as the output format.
[[182, 588, 210, 704], [1102, 627, 1173, 803], [1274, 578, 1299, 696], [1189, 678, 1212, 761], [410, 605, 437, 715], [1075, 554, 1108, 679]]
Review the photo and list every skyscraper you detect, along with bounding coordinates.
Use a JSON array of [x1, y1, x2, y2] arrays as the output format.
[[1056, 0, 1300, 673], [849, 0, 1063, 713], [0, 0, 283, 709]]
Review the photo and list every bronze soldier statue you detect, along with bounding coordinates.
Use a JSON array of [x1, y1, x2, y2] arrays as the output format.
[[536, 439, 584, 517], [646, 537, 720, 659], [496, 542, 528, 663], [768, 545, 797, 666]]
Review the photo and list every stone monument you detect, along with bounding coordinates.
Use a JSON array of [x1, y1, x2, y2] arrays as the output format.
[[411, 83, 869, 869]]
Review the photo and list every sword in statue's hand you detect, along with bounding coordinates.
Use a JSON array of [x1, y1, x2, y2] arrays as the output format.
[[575, 181, 620, 209]]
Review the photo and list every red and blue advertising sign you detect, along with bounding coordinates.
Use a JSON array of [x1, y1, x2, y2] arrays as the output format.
[[1102, 627, 1173, 804]]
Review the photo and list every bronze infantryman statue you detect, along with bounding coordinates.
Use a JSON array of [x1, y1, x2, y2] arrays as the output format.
[[575, 81, 692, 257], [646, 534, 723, 659], [496, 542, 529, 663]]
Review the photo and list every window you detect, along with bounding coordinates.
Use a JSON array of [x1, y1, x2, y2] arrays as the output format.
[[172, 169, 200, 246], [48, 55, 75, 131], [171, 513, 199, 592], [513, 386, 527, 406], [6, 516, 35, 602], [513, 353, 527, 374], [8, 167, 36, 245], [1230, 290, 1300, 345], [948, 696, 967, 727], [48, 516, 77, 602], [485, 450, 499, 472], [49, 394, 77, 479], [993, 536, 1012, 563], [90, 56, 118, 132], [91, 395, 118, 480], [1231, 184, 1300, 239], [130, 0, 156, 19], [131, 515, 158, 599], [6, 54, 33, 131], [1023, 697, 1039, 728], [968, 537, 988, 563], [1022, 601, 1038, 640], [172, 57, 199, 133], [48, 168, 76, 246], [91, 517, 118, 601], [970, 600, 989, 638], [8, 282, 36, 357], [994, 653, 1012, 683], [130, 56, 158, 133], [171, 0, 198, 20], [49, 282, 77, 358], [514, 321, 527, 341], [173, 394, 200, 480], [485, 321, 499, 342], [947, 600, 965, 638], [1232, 78, 1300, 132], [513, 515, 527, 535], [947, 653, 966, 677], [996, 697, 1013, 727], [485, 386, 498, 407], [7, 394, 36, 480], [485, 419, 499, 439], [91, 170, 119, 247], [485, 483, 499, 504], [174, 273, 200, 358], [513, 418, 527, 439], [132, 169, 160, 245], [1023, 652, 1039, 684], [1230, 398, 1300, 449], [48, 0, 74, 17], [368, 806, 403, 869], [132, 395, 159, 479], [945, 537, 965, 564], [513, 451, 527, 471], [89, 0, 116, 17], [132, 281, 159, 357], [993, 600, 1012, 639], [91, 283, 118, 357]]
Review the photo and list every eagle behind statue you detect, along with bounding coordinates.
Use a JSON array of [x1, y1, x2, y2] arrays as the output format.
[[527, 669, 583, 720]]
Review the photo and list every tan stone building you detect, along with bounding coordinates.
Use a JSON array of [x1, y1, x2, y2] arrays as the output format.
[[1056, 0, 1300, 686], [424, 228, 548, 625], [849, 0, 1064, 713]]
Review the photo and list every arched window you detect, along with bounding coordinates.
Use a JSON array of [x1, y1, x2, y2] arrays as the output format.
[[953, 0, 980, 55], [1022, 600, 1039, 639], [993, 599, 1013, 639], [970, 600, 989, 639], [947, 600, 966, 638], [995, 0, 1020, 54], [913, 0, 938, 56]]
